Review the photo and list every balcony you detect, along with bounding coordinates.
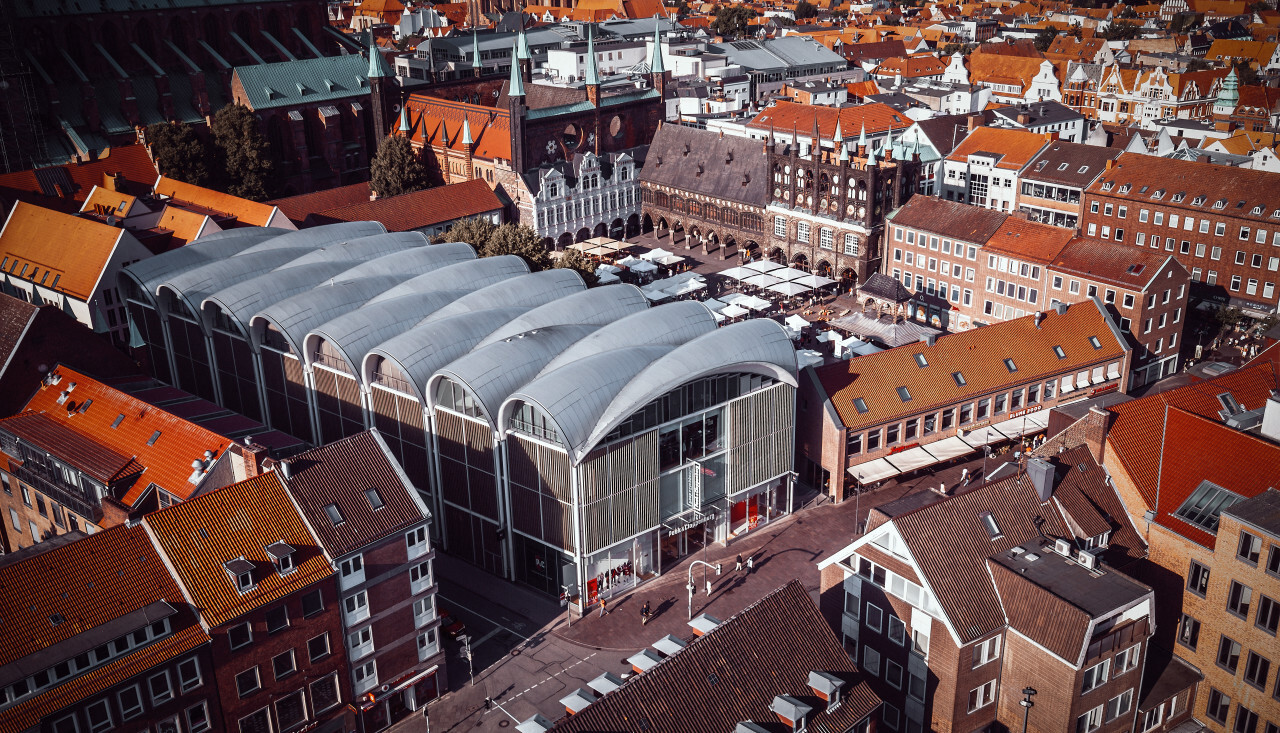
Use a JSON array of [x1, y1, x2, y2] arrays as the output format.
[[13, 463, 98, 521]]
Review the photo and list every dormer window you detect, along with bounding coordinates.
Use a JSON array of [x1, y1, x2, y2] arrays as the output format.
[[1191, 195, 1206, 206], [1152, 189, 1165, 200], [1100, 181, 1114, 192], [1172, 192, 1185, 203], [1118, 184, 1131, 194], [808, 671, 846, 713], [266, 542, 296, 575], [1212, 199, 1226, 210], [225, 558, 256, 593], [1251, 205, 1263, 215]]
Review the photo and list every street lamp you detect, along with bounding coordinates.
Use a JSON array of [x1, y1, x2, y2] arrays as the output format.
[[686, 560, 722, 619], [1020, 686, 1037, 733]]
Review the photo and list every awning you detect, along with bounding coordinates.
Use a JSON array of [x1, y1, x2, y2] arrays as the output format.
[[992, 415, 1044, 437], [924, 435, 975, 461], [849, 458, 901, 483], [885, 446, 936, 473], [1060, 374, 1076, 393], [1107, 363, 1121, 380], [1024, 411, 1050, 429], [959, 425, 1009, 445]]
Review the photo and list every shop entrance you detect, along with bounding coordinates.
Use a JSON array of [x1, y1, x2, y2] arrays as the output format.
[[660, 512, 715, 574]]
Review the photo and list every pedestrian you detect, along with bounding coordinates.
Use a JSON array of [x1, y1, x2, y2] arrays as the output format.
[[960, 467, 968, 483], [641, 600, 650, 625], [938, 481, 946, 495], [745, 555, 754, 571], [599, 597, 608, 617], [735, 554, 743, 571]]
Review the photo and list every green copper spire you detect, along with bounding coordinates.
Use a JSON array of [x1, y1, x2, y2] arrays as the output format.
[[398, 106, 410, 133], [367, 31, 394, 78], [472, 28, 482, 70], [833, 121, 843, 143], [650, 16, 665, 75], [1216, 67, 1240, 108], [461, 116, 473, 145], [867, 143, 877, 166], [857, 123, 867, 150], [585, 25, 600, 86], [508, 38, 525, 97], [518, 24, 532, 61]]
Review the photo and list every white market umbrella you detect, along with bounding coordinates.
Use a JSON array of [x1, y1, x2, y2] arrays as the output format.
[[795, 273, 837, 288], [744, 273, 782, 288], [770, 281, 809, 297], [721, 304, 750, 318], [641, 248, 673, 261], [785, 314, 811, 330], [718, 266, 755, 280], [773, 267, 808, 282], [745, 260, 784, 273]]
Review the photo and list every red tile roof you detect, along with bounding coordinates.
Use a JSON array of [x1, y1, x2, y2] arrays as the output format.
[[1050, 239, 1183, 290], [1087, 152, 1280, 226], [982, 216, 1075, 264], [269, 182, 374, 225], [888, 194, 1009, 244], [144, 471, 333, 628], [0, 144, 159, 203], [16, 366, 230, 505], [947, 126, 1050, 170], [153, 176, 278, 227], [0, 411, 139, 484], [403, 95, 513, 162], [0, 201, 126, 301], [819, 301, 1127, 430], [748, 100, 914, 138], [304, 179, 504, 232]]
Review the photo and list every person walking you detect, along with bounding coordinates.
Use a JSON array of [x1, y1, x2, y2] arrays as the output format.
[[745, 555, 754, 572], [599, 597, 608, 617], [641, 600, 651, 625], [735, 554, 743, 571]]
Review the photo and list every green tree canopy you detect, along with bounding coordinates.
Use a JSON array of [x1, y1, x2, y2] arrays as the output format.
[[794, 0, 819, 19], [1100, 20, 1140, 40], [370, 135, 429, 198], [483, 223, 551, 270], [432, 216, 499, 252], [146, 121, 213, 187], [554, 248, 599, 286], [1033, 26, 1058, 52], [210, 103, 276, 201], [710, 5, 757, 38]]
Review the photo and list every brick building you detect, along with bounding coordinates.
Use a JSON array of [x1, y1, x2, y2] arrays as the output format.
[[817, 443, 1155, 733], [0, 524, 220, 733], [1016, 141, 1121, 229], [939, 127, 1050, 213], [1090, 352, 1280, 733], [796, 300, 1132, 499], [1081, 152, 1280, 315], [143, 469, 355, 733], [281, 432, 444, 732]]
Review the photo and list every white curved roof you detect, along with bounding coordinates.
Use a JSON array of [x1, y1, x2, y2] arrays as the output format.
[[303, 256, 529, 372], [424, 269, 585, 322], [431, 324, 602, 424], [331, 241, 474, 284], [121, 228, 283, 304], [540, 300, 717, 374], [503, 318, 798, 463], [238, 221, 385, 254], [477, 284, 649, 347]]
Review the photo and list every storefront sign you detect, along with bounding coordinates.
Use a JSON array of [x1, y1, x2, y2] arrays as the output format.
[[888, 442, 920, 455], [1008, 405, 1043, 419], [1088, 383, 1119, 398]]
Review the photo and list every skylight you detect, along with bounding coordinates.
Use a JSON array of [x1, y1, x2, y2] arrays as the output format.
[[853, 398, 869, 414], [111, 414, 125, 428], [896, 386, 912, 402], [1003, 358, 1018, 373], [1174, 480, 1243, 533], [324, 504, 345, 526], [1053, 345, 1066, 360], [364, 489, 385, 510], [979, 512, 1002, 539], [913, 353, 928, 367], [147, 430, 162, 446], [952, 371, 966, 387], [1088, 336, 1102, 349]]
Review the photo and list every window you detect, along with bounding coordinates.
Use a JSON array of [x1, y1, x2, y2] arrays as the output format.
[[418, 628, 439, 661], [1077, 706, 1103, 733], [349, 626, 375, 659], [968, 680, 997, 712], [1243, 651, 1270, 689], [308, 633, 331, 662], [1217, 635, 1241, 672], [238, 708, 271, 733], [353, 660, 378, 694], [866, 603, 884, 632], [186, 702, 211, 733], [884, 703, 900, 731], [972, 636, 1000, 667], [1178, 614, 1200, 650], [235, 666, 261, 697], [344, 591, 370, 624], [797, 221, 811, 243], [312, 673, 341, 713], [1272, 546, 1280, 577], [407, 526, 428, 557], [1082, 658, 1110, 693], [1239, 531, 1262, 564], [302, 588, 324, 617], [177, 657, 202, 692], [265, 605, 289, 634], [979, 512, 1001, 539], [324, 503, 345, 526], [339, 553, 363, 583], [228, 622, 252, 650], [1234, 707, 1259, 733], [272, 649, 297, 680], [148, 671, 173, 705], [888, 615, 906, 645], [276, 690, 307, 730], [1115, 645, 1140, 676], [118, 684, 144, 720], [1143, 703, 1165, 732], [1257, 594, 1279, 635], [862, 644, 881, 676], [86, 700, 113, 733], [886, 659, 904, 689], [1227, 581, 1253, 618], [364, 488, 384, 510], [909, 673, 926, 702], [1205, 688, 1230, 724], [1188, 560, 1210, 596], [1106, 690, 1133, 722], [410, 560, 433, 593]]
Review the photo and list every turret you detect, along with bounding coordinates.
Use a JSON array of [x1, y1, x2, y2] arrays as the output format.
[[649, 16, 670, 98], [472, 28, 482, 77], [585, 24, 601, 106], [857, 123, 867, 157], [507, 38, 528, 175], [366, 30, 395, 140], [518, 21, 533, 83]]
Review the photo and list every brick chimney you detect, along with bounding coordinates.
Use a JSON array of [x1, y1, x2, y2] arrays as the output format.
[[968, 112, 984, 131], [230, 439, 270, 482], [1083, 406, 1115, 465]]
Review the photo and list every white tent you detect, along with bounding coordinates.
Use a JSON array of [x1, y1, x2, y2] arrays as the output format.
[[772, 267, 808, 282], [616, 255, 643, 267], [794, 273, 837, 288], [668, 280, 706, 296], [720, 304, 750, 318], [770, 281, 809, 297], [656, 255, 686, 266], [628, 260, 659, 273], [597, 271, 621, 284], [785, 314, 811, 330], [745, 260, 784, 273], [743, 273, 781, 288], [701, 298, 728, 312], [641, 248, 673, 261], [718, 266, 755, 280]]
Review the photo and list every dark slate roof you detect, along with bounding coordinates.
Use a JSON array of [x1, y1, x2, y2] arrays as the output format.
[[549, 580, 881, 733], [1223, 487, 1280, 537], [280, 431, 428, 558], [991, 100, 1085, 127], [912, 113, 972, 157], [497, 79, 589, 110], [859, 272, 912, 302], [639, 124, 770, 208], [1137, 646, 1202, 710], [1021, 141, 1121, 188], [887, 195, 1009, 244]]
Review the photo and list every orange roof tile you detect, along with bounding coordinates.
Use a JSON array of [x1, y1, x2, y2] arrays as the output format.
[[305, 178, 503, 231], [967, 53, 1048, 90], [982, 217, 1075, 264], [403, 96, 513, 163], [947, 126, 1050, 170], [18, 366, 230, 505], [144, 472, 333, 628], [80, 186, 138, 218], [819, 300, 1127, 430], [153, 176, 277, 227], [1050, 239, 1182, 290], [0, 144, 159, 203], [154, 205, 214, 247], [747, 101, 913, 138], [0, 201, 126, 301]]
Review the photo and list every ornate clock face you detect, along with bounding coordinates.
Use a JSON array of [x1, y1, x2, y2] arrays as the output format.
[[546, 140, 557, 156], [587, 132, 596, 148], [846, 204, 855, 215], [857, 205, 866, 218]]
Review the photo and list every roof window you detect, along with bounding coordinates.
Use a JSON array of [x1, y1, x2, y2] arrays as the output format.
[[1057, 162, 1068, 171], [1078, 166, 1089, 174], [147, 430, 161, 446], [265, 542, 296, 575], [1212, 199, 1226, 210], [952, 371, 966, 387], [1251, 205, 1263, 215], [853, 397, 869, 414], [1173, 480, 1242, 533], [979, 512, 1002, 539], [896, 386, 912, 402], [1088, 336, 1102, 349], [1152, 189, 1165, 200], [1118, 184, 1131, 193], [224, 558, 256, 593], [111, 414, 125, 428], [364, 488, 385, 511], [324, 503, 345, 527], [1191, 195, 1206, 206], [1003, 358, 1018, 373], [1172, 192, 1185, 203], [913, 352, 928, 368], [1138, 185, 1149, 194], [1053, 345, 1066, 360]]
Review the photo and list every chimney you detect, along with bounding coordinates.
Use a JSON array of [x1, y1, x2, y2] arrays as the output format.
[[230, 440, 269, 482], [1034, 311, 1044, 328], [1053, 301, 1069, 315], [1083, 406, 1115, 465], [1017, 111, 1030, 124], [920, 333, 938, 346], [1026, 457, 1056, 501], [1260, 392, 1280, 441], [968, 112, 983, 131], [1105, 158, 1116, 171]]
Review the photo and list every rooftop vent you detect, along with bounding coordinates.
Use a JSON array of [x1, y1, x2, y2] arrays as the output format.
[[689, 613, 721, 636], [516, 714, 554, 733], [1026, 457, 1056, 501], [1054, 538, 1073, 556], [560, 688, 596, 715]]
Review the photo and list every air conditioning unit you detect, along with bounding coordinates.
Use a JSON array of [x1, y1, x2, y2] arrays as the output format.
[[1054, 539, 1072, 556], [1077, 549, 1099, 570]]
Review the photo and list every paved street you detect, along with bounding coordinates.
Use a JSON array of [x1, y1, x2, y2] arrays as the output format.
[[405, 451, 993, 733]]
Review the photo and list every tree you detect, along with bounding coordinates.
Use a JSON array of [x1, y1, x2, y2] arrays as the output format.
[[794, 0, 819, 19], [432, 216, 498, 251], [710, 5, 757, 38], [1033, 26, 1058, 52], [1100, 20, 1140, 40], [482, 223, 551, 270], [1234, 60, 1261, 87], [145, 121, 213, 187], [1185, 58, 1212, 72], [210, 103, 276, 201], [554, 248, 599, 286], [370, 135, 429, 198], [674, 0, 690, 15], [940, 42, 975, 56]]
